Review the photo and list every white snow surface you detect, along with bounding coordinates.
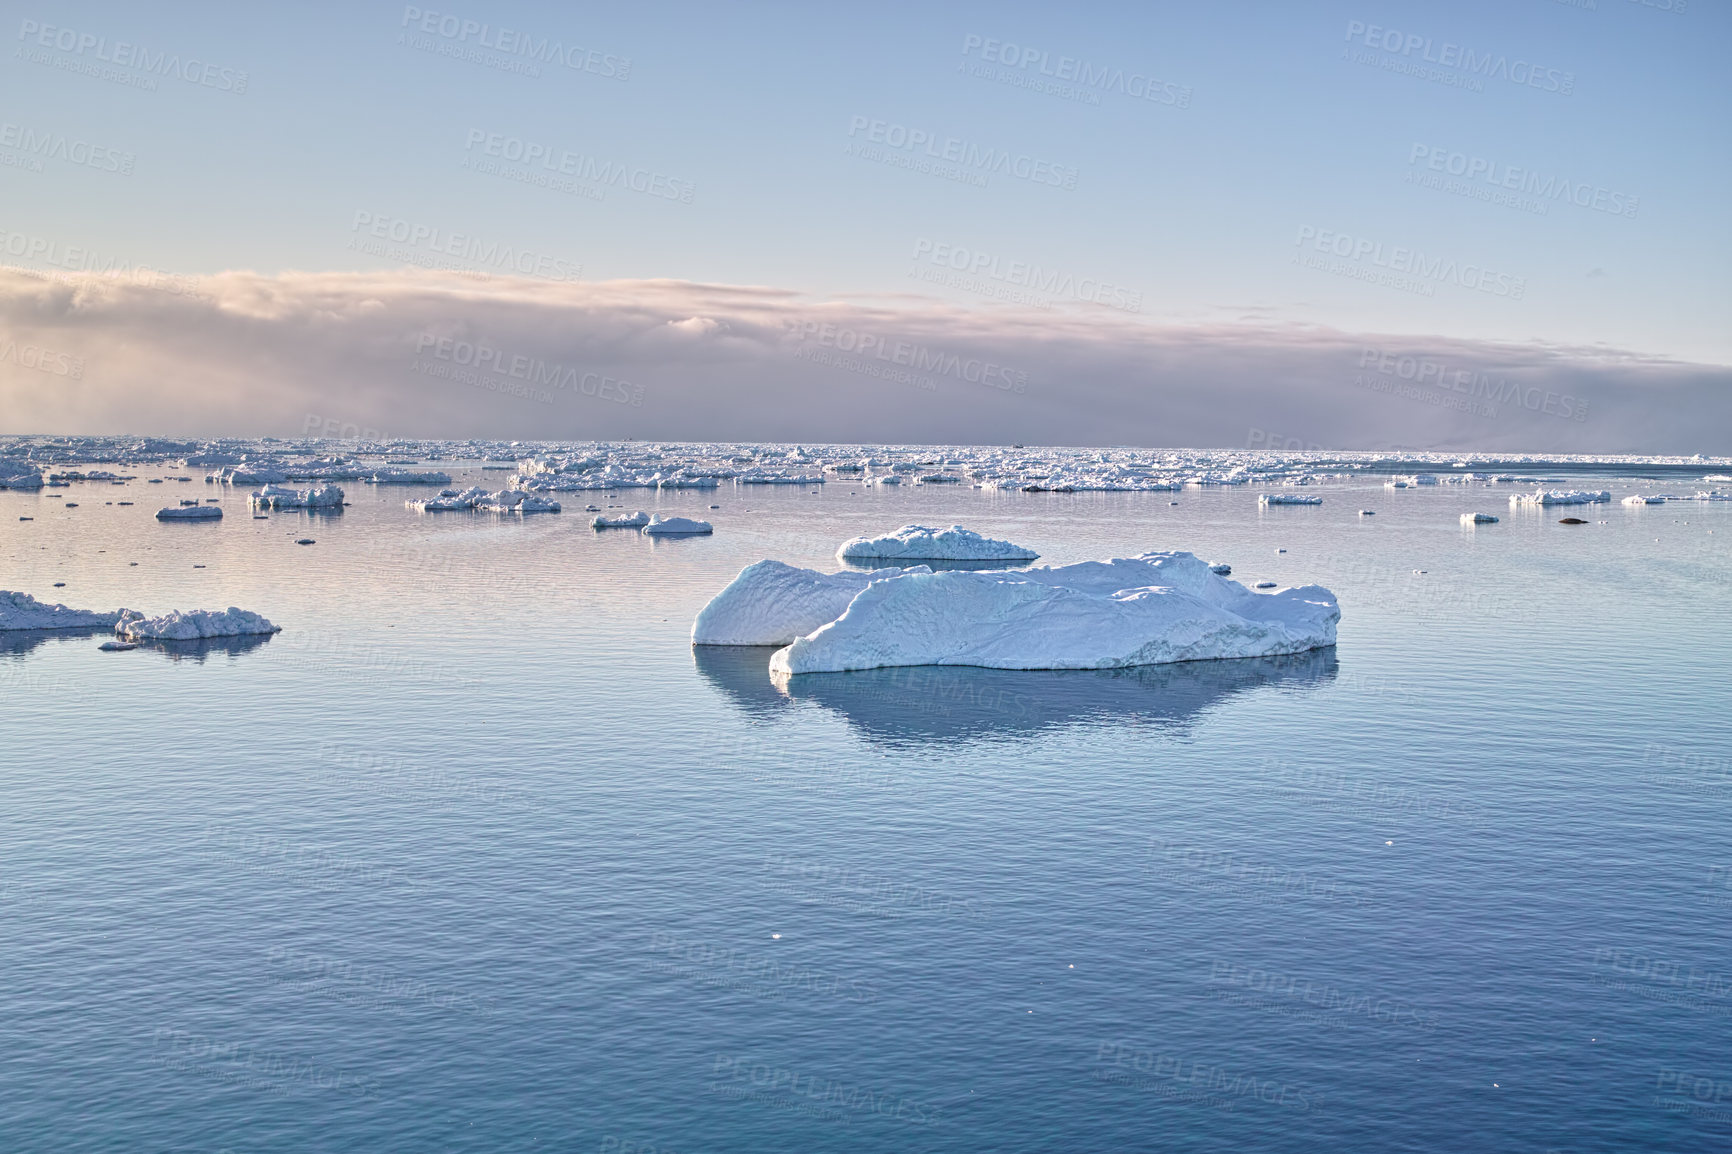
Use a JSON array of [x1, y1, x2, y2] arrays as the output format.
[[116, 607, 281, 640], [837, 524, 1038, 562], [0, 590, 124, 630], [644, 515, 712, 535], [692, 560, 932, 646], [767, 550, 1338, 674]]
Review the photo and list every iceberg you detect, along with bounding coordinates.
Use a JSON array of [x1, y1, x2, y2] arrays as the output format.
[[644, 515, 713, 535], [593, 510, 650, 528], [1259, 494, 1323, 506], [250, 483, 344, 509], [0, 462, 46, 489], [156, 505, 223, 520], [1461, 513, 1500, 524], [838, 524, 1038, 563], [1510, 489, 1611, 507], [693, 560, 932, 645], [476, 489, 561, 513], [1622, 495, 1665, 505], [0, 590, 125, 631], [116, 607, 281, 640], [406, 486, 489, 511], [766, 551, 1338, 674]]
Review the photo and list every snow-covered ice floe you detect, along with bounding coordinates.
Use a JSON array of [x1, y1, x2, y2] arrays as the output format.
[[1461, 513, 1500, 524], [1259, 494, 1323, 506], [156, 505, 223, 520], [115, 607, 281, 640], [593, 510, 650, 528], [1621, 495, 1666, 505], [251, 483, 344, 509], [1510, 489, 1611, 507], [837, 524, 1038, 563], [748, 551, 1337, 674], [692, 560, 932, 645], [0, 461, 45, 489], [643, 515, 712, 535], [0, 590, 125, 630]]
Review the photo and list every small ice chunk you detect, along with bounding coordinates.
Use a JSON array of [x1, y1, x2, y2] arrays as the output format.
[[644, 515, 713, 535], [98, 641, 137, 651], [592, 510, 650, 528], [1461, 513, 1499, 524], [1622, 495, 1665, 505], [156, 505, 222, 520], [1254, 581, 1277, 589], [1208, 563, 1231, 575], [1511, 489, 1611, 507], [838, 524, 1037, 562], [1259, 494, 1323, 506]]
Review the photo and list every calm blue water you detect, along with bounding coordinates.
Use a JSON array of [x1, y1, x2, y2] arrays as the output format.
[[3, 469, 1730, 1153]]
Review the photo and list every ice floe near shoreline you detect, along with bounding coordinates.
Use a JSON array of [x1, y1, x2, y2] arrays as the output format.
[[0, 590, 124, 630], [838, 524, 1038, 562], [693, 561, 933, 645], [765, 551, 1338, 674], [115, 607, 281, 640]]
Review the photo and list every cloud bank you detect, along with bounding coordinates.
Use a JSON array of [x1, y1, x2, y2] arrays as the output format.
[[0, 267, 1726, 452]]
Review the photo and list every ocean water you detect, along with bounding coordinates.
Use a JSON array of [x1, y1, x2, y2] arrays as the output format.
[[3, 469, 1730, 1153]]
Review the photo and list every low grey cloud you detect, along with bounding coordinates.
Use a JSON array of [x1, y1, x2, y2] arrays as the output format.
[[0, 266, 1725, 452]]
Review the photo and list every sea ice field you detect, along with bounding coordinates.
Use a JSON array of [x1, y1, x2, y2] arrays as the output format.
[[3, 436, 1731, 1153]]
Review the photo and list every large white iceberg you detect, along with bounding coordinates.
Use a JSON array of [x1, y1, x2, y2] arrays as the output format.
[[837, 524, 1038, 563], [0, 590, 125, 631], [1510, 489, 1611, 507], [692, 560, 931, 645], [766, 551, 1338, 674], [251, 483, 344, 509], [116, 607, 281, 640]]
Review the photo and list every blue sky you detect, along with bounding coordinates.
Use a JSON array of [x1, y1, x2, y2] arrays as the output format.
[[1, 0, 1726, 446]]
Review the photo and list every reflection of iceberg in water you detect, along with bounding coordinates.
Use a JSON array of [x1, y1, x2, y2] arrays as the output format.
[[693, 645, 792, 720], [0, 628, 106, 658], [140, 633, 277, 663], [697, 644, 1337, 742]]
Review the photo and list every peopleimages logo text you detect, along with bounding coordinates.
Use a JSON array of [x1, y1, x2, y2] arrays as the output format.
[[1295, 227, 1526, 299], [1407, 145, 1637, 218], [846, 116, 1078, 190], [1344, 21, 1574, 95], [399, 6, 630, 78], [960, 34, 1191, 107], [16, 19, 248, 92]]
